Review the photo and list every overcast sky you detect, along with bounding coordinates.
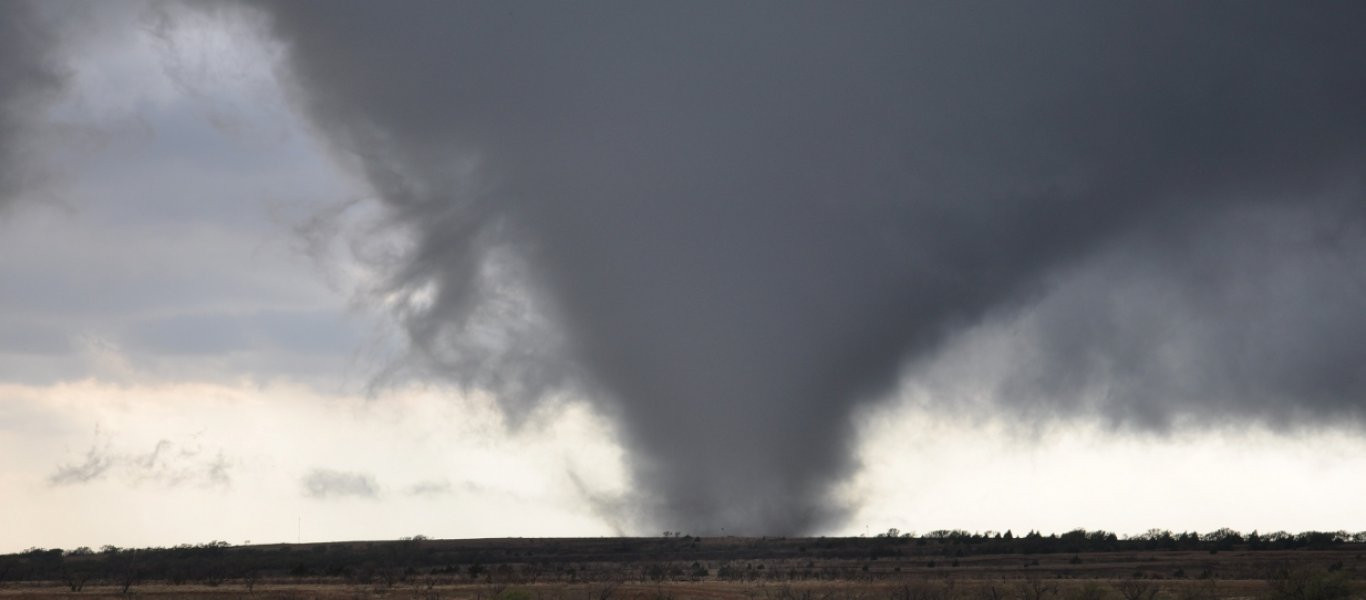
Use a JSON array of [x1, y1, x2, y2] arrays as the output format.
[[3, 0, 1365, 553]]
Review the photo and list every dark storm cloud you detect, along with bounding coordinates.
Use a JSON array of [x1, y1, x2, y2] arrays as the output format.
[[0, 0, 66, 207], [0, 319, 74, 355], [123, 309, 363, 356], [930, 201, 1366, 432], [0, 0, 377, 392], [241, 1, 1366, 533]]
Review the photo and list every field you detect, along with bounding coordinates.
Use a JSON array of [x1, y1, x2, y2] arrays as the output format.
[[2, 535, 1362, 600]]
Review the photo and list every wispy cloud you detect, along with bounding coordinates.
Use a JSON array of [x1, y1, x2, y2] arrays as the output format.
[[48, 445, 114, 485], [48, 436, 233, 488], [302, 468, 379, 499], [405, 479, 453, 497]]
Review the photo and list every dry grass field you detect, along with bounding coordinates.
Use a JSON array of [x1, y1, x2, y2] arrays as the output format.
[[0, 575, 1345, 600], [2, 538, 1361, 600]]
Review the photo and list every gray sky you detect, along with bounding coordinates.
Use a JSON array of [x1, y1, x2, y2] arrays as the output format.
[[2, 0, 1365, 551]]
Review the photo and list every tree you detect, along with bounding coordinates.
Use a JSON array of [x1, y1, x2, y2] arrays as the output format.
[[108, 550, 142, 595], [60, 564, 91, 592], [690, 561, 708, 579], [242, 566, 261, 593]]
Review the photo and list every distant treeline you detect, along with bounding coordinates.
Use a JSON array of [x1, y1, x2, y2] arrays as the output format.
[[2, 530, 1363, 591], [869, 528, 1366, 555]]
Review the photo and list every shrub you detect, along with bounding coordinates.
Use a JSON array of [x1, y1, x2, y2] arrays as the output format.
[[1114, 579, 1159, 600], [1267, 567, 1351, 600]]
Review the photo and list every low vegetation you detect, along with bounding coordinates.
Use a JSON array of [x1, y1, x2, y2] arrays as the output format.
[[0, 530, 1362, 599]]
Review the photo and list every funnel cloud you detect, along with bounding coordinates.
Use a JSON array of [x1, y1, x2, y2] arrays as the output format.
[[235, 2, 1366, 534]]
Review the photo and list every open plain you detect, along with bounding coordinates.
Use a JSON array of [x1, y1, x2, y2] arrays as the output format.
[[2, 534, 1362, 600]]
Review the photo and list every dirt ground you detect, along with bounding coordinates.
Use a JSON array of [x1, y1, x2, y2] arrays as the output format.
[[0, 575, 1343, 600]]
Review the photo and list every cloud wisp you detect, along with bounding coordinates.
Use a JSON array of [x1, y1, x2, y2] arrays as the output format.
[[219, 2, 1366, 534], [405, 479, 453, 497], [49, 436, 232, 488], [48, 445, 114, 485], [301, 468, 379, 500]]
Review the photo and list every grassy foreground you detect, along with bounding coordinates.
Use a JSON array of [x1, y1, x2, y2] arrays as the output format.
[[1, 535, 1361, 599]]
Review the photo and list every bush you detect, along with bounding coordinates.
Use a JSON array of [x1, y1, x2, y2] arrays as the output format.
[[1114, 579, 1159, 600], [1267, 567, 1352, 600]]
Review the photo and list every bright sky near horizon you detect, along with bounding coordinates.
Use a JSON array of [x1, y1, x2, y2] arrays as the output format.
[[3, 1, 1366, 553]]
